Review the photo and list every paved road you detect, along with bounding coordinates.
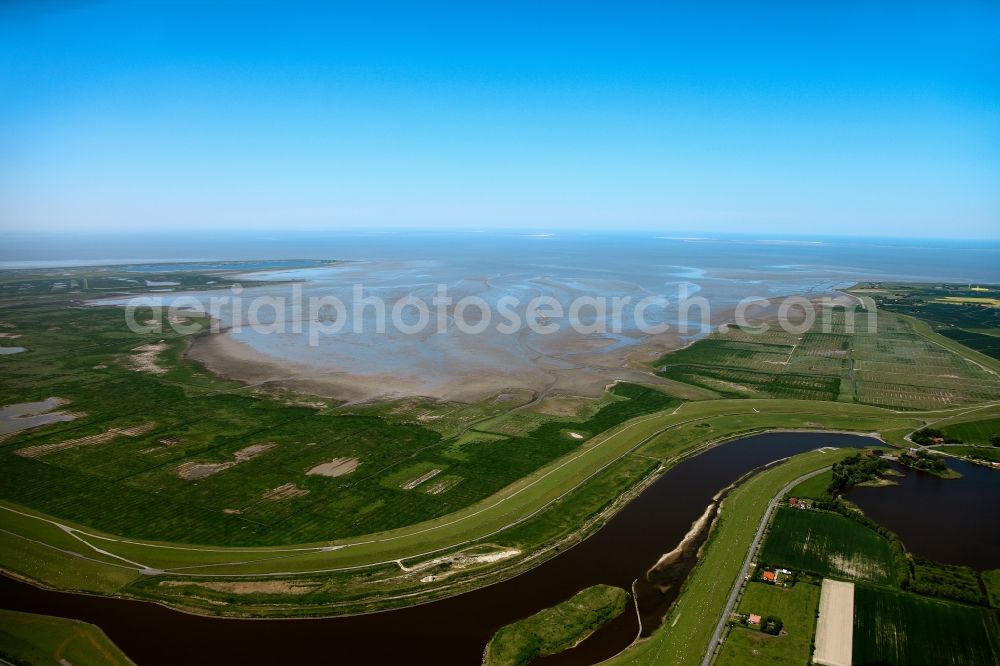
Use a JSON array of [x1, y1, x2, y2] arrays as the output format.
[[700, 463, 835, 666]]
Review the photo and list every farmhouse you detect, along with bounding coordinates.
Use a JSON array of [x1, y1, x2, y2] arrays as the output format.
[[748, 613, 762, 626], [762, 570, 776, 583], [788, 497, 812, 509]]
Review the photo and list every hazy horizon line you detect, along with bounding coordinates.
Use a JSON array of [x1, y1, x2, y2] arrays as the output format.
[[3, 227, 1000, 243]]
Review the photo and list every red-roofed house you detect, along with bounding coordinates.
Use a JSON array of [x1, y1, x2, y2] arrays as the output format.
[[748, 614, 762, 625], [762, 570, 776, 583]]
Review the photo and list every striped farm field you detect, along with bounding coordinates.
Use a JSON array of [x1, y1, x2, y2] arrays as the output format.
[[758, 507, 897, 585], [657, 310, 1000, 409], [853, 585, 1000, 666]]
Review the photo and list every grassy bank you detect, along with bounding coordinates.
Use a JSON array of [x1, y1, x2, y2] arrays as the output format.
[[984, 569, 1000, 608], [483, 584, 630, 666], [0, 609, 134, 666]]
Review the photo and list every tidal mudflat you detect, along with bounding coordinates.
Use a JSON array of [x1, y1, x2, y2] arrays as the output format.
[[92, 234, 895, 403]]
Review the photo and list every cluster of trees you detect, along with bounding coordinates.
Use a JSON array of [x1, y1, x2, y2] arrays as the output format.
[[760, 616, 783, 635], [826, 452, 889, 495], [905, 556, 988, 606], [899, 450, 948, 474], [910, 428, 958, 445]]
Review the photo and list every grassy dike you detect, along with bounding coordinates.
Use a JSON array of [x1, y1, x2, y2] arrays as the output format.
[[0, 609, 135, 666], [0, 402, 930, 617], [606, 447, 857, 666], [483, 584, 630, 666]]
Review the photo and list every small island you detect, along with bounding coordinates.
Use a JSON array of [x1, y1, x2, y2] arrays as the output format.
[[483, 585, 630, 666], [897, 449, 962, 479], [826, 450, 893, 494]]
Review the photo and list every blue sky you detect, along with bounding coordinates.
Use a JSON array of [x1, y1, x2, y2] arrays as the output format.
[[1, 1, 998, 238]]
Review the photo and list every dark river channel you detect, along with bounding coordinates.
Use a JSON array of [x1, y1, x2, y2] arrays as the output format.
[[1, 432, 880, 665], [846, 456, 1000, 570]]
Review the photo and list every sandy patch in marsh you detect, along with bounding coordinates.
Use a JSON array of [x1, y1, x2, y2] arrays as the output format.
[[159, 580, 317, 595], [262, 482, 310, 500], [176, 443, 275, 480], [306, 457, 359, 478], [401, 468, 441, 490], [0, 332, 22, 339], [130, 341, 168, 375], [424, 477, 461, 495], [16, 421, 155, 458], [401, 547, 522, 582]]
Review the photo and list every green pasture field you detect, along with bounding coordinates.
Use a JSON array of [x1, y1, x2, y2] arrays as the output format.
[[483, 584, 629, 666], [716, 581, 820, 666], [0, 609, 134, 666], [787, 470, 832, 499], [656, 308, 1000, 410], [853, 584, 1000, 666], [938, 416, 1000, 444], [607, 447, 857, 666], [758, 507, 896, 585], [936, 445, 1000, 462]]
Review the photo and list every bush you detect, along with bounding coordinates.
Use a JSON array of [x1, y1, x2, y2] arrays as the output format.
[[911, 428, 944, 445], [761, 615, 783, 635]]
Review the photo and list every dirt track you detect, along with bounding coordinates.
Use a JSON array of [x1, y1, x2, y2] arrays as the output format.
[[813, 578, 854, 666]]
